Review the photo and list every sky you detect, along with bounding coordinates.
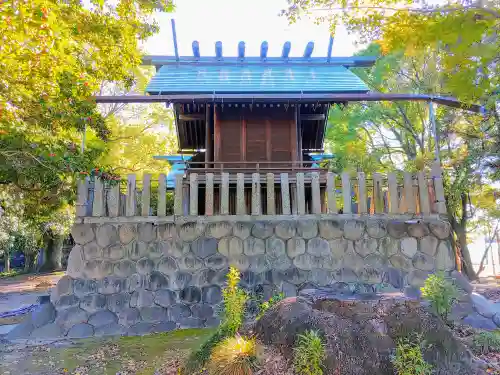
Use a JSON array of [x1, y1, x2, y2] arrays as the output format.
[[143, 0, 361, 58]]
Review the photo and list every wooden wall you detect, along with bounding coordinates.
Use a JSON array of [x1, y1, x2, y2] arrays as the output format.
[[214, 107, 298, 165]]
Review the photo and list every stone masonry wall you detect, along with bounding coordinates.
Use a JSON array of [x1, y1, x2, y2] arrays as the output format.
[[44, 215, 454, 338]]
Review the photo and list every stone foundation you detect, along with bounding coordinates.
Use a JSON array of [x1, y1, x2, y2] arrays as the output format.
[[11, 215, 457, 339]]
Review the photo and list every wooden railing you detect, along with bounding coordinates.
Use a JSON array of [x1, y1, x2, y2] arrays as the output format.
[[76, 163, 446, 218], [184, 161, 329, 174]]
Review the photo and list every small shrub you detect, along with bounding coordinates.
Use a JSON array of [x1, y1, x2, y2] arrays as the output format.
[[420, 272, 459, 321], [256, 292, 284, 320], [392, 336, 433, 375], [472, 331, 500, 354], [207, 335, 257, 375], [221, 267, 248, 334], [293, 330, 326, 375]]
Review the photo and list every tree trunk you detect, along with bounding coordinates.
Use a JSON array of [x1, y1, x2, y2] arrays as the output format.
[[455, 225, 477, 281], [39, 232, 64, 272], [24, 253, 37, 272], [4, 249, 10, 272]]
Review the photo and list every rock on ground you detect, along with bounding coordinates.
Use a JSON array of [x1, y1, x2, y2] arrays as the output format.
[[253, 288, 486, 375]]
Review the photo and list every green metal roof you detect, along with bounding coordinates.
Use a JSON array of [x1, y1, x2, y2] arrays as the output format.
[[146, 64, 370, 94]]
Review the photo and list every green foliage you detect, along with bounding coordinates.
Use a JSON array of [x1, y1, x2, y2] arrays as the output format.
[[472, 331, 500, 354], [0, 269, 26, 278], [207, 335, 257, 375], [420, 272, 459, 321], [221, 267, 248, 334], [392, 336, 433, 375], [256, 292, 284, 320], [293, 330, 326, 375]]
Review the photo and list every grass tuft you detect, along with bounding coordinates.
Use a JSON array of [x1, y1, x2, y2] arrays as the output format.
[[293, 330, 325, 375], [207, 335, 257, 375]]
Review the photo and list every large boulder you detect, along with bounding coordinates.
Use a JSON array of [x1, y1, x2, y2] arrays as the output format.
[[254, 288, 485, 375]]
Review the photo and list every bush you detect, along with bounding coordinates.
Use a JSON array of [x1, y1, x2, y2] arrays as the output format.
[[207, 335, 257, 375], [472, 331, 500, 354], [391, 336, 432, 375], [293, 330, 326, 375], [182, 267, 248, 374], [221, 267, 248, 334], [421, 272, 459, 321], [256, 292, 284, 320]]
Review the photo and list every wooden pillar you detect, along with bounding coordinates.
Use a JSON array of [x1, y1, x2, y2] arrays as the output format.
[[214, 106, 220, 165], [205, 106, 212, 165]]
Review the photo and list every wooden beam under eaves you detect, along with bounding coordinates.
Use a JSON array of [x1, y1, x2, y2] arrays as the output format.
[[300, 114, 326, 121], [179, 113, 205, 121]]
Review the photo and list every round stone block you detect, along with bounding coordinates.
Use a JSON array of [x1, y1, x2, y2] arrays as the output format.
[[420, 236, 439, 256], [266, 237, 286, 258], [401, 237, 418, 258], [171, 272, 193, 290], [341, 250, 365, 272], [343, 220, 365, 240], [353, 237, 378, 257], [80, 294, 107, 313], [128, 241, 148, 261], [138, 223, 157, 242], [407, 270, 430, 287], [147, 243, 163, 259], [88, 310, 118, 327], [366, 220, 387, 239], [436, 241, 455, 271], [153, 321, 177, 333], [102, 245, 124, 261], [202, 285, 222, 304], [128, 322, 156, 335], [140, 306, 168, 323], [73, 279, 97, 298], [322, 255, 341, 270], [233, 223, 252, 239], [252, 222, 274, 239], [180, 286, 202, 304], [275, 221, 296, 240], [130, 290, 155, 308], [67, 246, 85, 278], [113, 259, 136, 278], [408, 222, 430, 238], [387, 220, 407, 239], [218, 236, 244, 257], [155, 289, 177, 307], [378, 237, 399, 258], [170, 303, 192, 319], [72, 224, 95, 245], [83, 242, 101, 260], [179, 317, 204, 328], [333, 268, 358, 283], [119, 224, 137, 244], [383, 267, 406, 289], [31, 323, 63, 339], [205, 317, 221, 327], [228, 254, 250, 271], [297, 220, 318, 239], [84, 259, 113, 279], [287, 238, 306, 258], [413, 253, 435, 271], [160, 239, 189, 258], [429, 221, 451, 239], [329, 238, 348, 258], [137, 257, 155, 275], [240, 270, 261, 288], [117, 308, 141, 326], [280, 268, 309, 285], [193, 269, 216, 287], [293, 253, 315, 271], [308, 269, 335, 286], [148, 271, 170, 291], [94, 323, 126, 337], [206, 254, 228, 270], [158, 256, 178, 275], [128, 274, 148, 293], [318, 220, 343, 240], [96, 224, 118, 248], [55, 306, 89, 331], [178, 253, 203, 272], [192, 237, 218, 259], [451, 270, 473, 294], [249, 255, 268, 273], [67, 323, 94, 338], [52, 275, 74, 301], [107, 293, 131, 313], [307, 238, 330, 257], [244, 237, 265, 256], [364, 254, 384, 268], [179, 222, 204, 242], [158, 223, 176, 240], [389, 254, 413, 272], [206, 222, 232, 238]]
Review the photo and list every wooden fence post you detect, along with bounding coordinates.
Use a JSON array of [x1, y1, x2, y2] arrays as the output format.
[[431, 162, 447, 214], [205, 173, 214, 216], [296, 173, 306, 215], [341, 172, 351, 214], [157, 174, 167, 217], [107, 183, 120, 217], [236, 173, 246, 215], [220, 172, 229, 215], [141, 173, 151, 216], [76, 178, 89, 217], [387, 172, 399, 214], [357, 172, 367, 214], [266, 173, 276, 215], [92, 178, 104, 217], [417, 171, 431, 215], [280, 173, 291, 215], [251, 173, 261, 215], [326, 172, 336, 214], [311, 172, 321, 214], [174, 174, 183, 216], [189, 173, 198, 216]]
